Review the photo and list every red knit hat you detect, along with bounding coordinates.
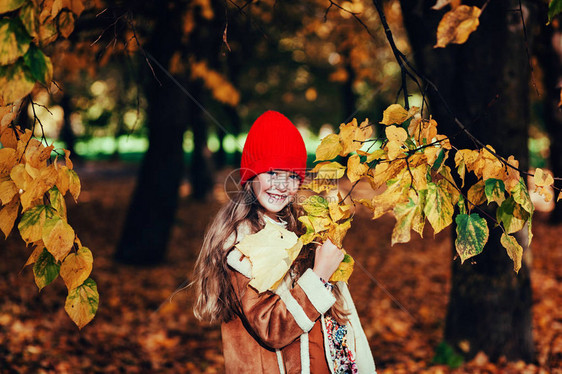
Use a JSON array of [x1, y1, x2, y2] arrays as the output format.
[[240, 111, 307, 185]]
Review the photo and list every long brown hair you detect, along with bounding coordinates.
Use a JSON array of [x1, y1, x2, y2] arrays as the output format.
[[192, 179, 348, 324]]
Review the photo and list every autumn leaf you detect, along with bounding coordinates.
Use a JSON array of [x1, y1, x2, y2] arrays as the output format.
[[42, 215, 75, 262], [0, 147, 17, 177], [0, 61, 36, 104], [431, 0, 461, 10], [328, 200, 351, 222], [312, 161, 346, 180], [300, 195, 329, 217], [23, 44, 53, 85], [392, 192, 424, 245], [0, 178, 17, 204], [467, 180, 486, 208], [65, 278, 99, 329], [0, 194, 19, 238], [49, 186, 66, 220], [33, 248, 60, 291], [18, 204, 55, 244], [497, 197, 529, 235], [500, 233, 523, 273], [484, 178, 506, 206], [455, 213, 488, 264], [534, 168, 554, 202], [424, 182, 454, 234], [380, 104, 417, 126], [24, 241, 45, 267], [329, 253, 354, 283], [19, 2, 37, 38], [327, 218, 352, 248], [57, 10, 75, 38], [236, 221, 303, 293], [346, 154, 369, 183], [339, 118, 372, 155], [315, 133, 342, 161], [0, 18, 31, 65], [60, 246, 93, 290], [435, 5, 481, 48]]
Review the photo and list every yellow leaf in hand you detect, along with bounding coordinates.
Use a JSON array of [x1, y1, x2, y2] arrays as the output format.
[[236, 221, 303, 293], [329, 253, 354, 283]]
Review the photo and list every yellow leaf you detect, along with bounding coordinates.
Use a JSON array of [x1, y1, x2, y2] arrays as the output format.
[[346, 154, 369, 183], [436, 134, 451, 149], [410, 164, 429, 191], [363, 149, 385, 163], [500, 233, 523, 273], [65, 278, 98, 329], [0, 147, 17, 177], [10, 163, 32, 191], [328, 201, 351, 222], [392, 190, 424, 245], [423, 182, 454, 234], [481, 158, 504, 181], [467, 180, 486, 208], [63, 0, 85, 17], [60, 246, 93, 290], [432, 0, 461, 10], [372, 175, 410, 220], [18, 205, 54, 244], [435, 5, 482, 48], [63, 149, 73, 169], [329, 253, 354, 283], [503, 156, 520, 192], [558, 191, 561, 202], [20, 164, 58, 211], [67, 168, 80, 201], [38, 16, 58, 45], [24, 241, 45, 267], [534, 168, 554, 187], [0, 178, 17, 205], [313, 161, 346, 180], [424, 146, 440, 166], [24, 138, 53, 169], [439, 165, 460, 205], [328, 218, 352, 248], [0, 195, 19, 238], [49, 186, 66, 220], [310, 215, 332, 233], [368, 159, 407, 191], [408, 118, 437, 144], [236, 221, 303, 293], [385, 125, 408, 143], [42, 216, 75, 262], [315, 133, 342, 161], [300, 179, 337, 194], [338, 118, 372, 155], [385, 140, 404, 161], [380, 104, 409, 126], [0, 62, 36, 104]]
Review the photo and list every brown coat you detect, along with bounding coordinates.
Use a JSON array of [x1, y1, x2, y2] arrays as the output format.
[[222, 247, 377, 374]]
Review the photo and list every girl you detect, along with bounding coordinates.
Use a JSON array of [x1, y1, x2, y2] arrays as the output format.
[[193, 111, 376, 373]]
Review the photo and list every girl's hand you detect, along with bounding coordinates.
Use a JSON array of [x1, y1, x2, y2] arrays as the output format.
[[312, 238, 344, 281]]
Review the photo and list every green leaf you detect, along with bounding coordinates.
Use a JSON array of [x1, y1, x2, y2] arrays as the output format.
[[432, 341, 464, 368], [300, 195, 329, 217], [23, 44, 52, 85], [423, 182, 454, 234], [548, 0, 562, 23], [431, 148, 446, 171], [65, 277, 99, 329], [33, 248, 60, 291], [0, 0, 27, 13], [0, 60, 35, 104], [18, 204, 55, 244], [497, 197, 529, 234], [484, 178, 505, 206], [510, 178, 533, 214], [500, 233, 523, 273], [0, 18, 31, 65], [457, 195, 467, 215], [455, 213, 489, 263]]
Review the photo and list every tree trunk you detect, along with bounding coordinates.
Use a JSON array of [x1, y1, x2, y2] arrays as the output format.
[[115, 4, 188, 265], [399, 0, 534, 361]]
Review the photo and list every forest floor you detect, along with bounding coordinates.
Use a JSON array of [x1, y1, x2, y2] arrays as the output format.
[[1, 160, 561, 373]]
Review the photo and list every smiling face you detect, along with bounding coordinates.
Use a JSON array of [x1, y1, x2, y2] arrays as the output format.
[[251, 170, 301, 220]]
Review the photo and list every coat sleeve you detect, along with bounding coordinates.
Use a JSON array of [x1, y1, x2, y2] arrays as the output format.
[[227, 250, 336, 349]]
